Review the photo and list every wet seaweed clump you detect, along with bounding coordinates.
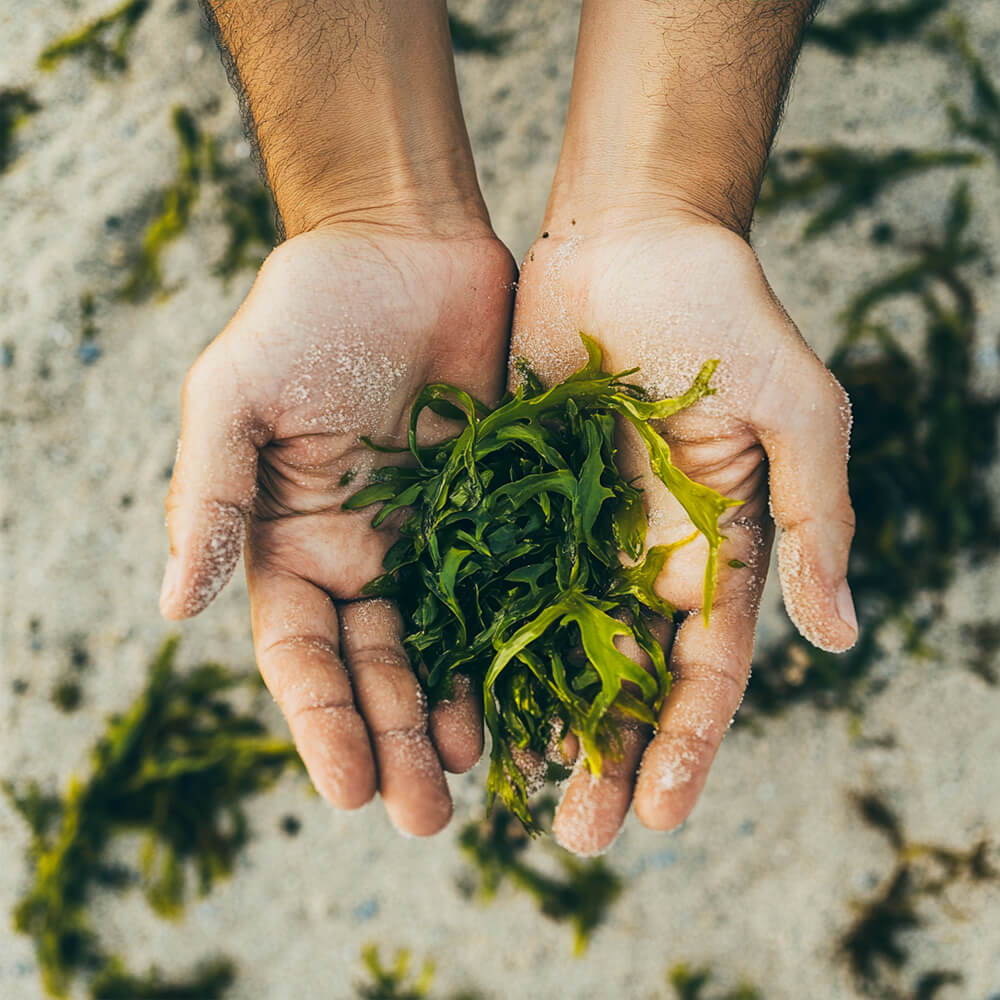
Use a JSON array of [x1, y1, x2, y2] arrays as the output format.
[[37, 0, 151, 76], [747, 183, 1000, 714], [121, 105, 276, 301], [757, 145, 980, 239], [356, 946, 480, 1000], [347, 336, 736, 828], [0, 87, 40, 172], [840, 791, 998, 998], [4, 637, 301, 998], [806, 0, 946, 57], [668, 963, 762, 1000], [457, 797, 622, 954]]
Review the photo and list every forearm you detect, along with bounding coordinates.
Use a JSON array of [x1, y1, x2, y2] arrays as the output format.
[[546, 0, 818, 237], [203, 0, 488, 238]]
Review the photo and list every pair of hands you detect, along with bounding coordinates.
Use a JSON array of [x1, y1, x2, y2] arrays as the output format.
[[159, 214, 857, 855]]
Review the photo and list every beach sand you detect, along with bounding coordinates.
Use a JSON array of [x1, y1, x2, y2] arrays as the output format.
[[2, 1, 999, 996]]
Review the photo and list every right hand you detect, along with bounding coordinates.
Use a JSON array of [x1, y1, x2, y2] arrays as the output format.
[[510, 215, 857, 854]]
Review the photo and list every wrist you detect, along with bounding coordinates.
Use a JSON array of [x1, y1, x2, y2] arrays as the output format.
[[541, 177, 750, 245], [284, 145, 492, 241]]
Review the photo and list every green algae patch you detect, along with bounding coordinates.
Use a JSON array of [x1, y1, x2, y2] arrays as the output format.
[[38, 0, 151, 76], [5, 637, 301, 998], [458, 798, 622, 954]]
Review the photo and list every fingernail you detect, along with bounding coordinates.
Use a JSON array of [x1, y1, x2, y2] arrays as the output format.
[[159, 555, 179, 614], [835, 579, 858, 634]]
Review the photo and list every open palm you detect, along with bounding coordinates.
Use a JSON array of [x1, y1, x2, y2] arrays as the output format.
[[511, 218, 857, 854], [160, 226, 515, 835]]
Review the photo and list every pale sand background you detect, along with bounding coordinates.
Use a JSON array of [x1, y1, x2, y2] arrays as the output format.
[[2, 1, 1000, 997]]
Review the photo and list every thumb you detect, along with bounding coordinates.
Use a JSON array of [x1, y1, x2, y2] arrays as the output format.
[[160, 353, 264, 620], [753, 351, 858, 652]]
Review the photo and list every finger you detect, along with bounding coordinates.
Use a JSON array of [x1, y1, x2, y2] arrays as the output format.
[[752, 352, 858, 652], [428, 673, 484, 774], [634, 546, 767, 831], [247, 560, 376, 810], [551, 627, 661, 856], [552, 720, 649, 857], [160, 351, 267, 619], [339, 600, 452, 837]]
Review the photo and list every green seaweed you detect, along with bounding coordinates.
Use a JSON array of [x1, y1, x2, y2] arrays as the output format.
[[87, 956, 235, 999], [121, 107, 275, 301], [356, 947, 435, 1000], [120, 106, 209, 302], [746, 183, 1000, 715], [447, 13, 510, 56], [757, 145, 980, 238], [668, 963, 762, 1000], [348, 337, 736, 826], [807, 0, 946, 57], [0, 87, 40, 172], [38, 0, 151, 76], [5, 637, 301, 997], [457, 798, 622, 954], [839, 791, 997, 997], [355, 946, 481, 1000], [933, 16, 1000, 163]]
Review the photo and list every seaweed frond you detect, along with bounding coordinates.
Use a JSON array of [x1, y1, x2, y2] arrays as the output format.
[[668, 963, 762, 1000], [457, 798, 622, 954], [932, 16, 1000, 163], [87, 956, 236, 1000], [0, 87, 40, 172], [758, 145, 980, 239], [840, 790, 997, 996], [5, 637, 301, 997], [448, 13, 510, 56], [356, 947, 436, 1000], [38, 0, 151, 76], [121, 107, 276, 301], [807, 0, 946, 57]]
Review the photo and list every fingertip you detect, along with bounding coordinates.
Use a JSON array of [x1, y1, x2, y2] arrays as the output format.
[[634, 738, 708, 832], [381, 742, 454, 837], [293, 709, 378, 811], [387, 795, 453, 838], [552, 725, 647, 856], [428, 675, 484, 774], [777, 529, 858, 653]]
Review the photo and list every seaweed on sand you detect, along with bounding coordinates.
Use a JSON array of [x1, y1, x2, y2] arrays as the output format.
[[37, 0, 152, 76], [448, 13, 510, 56], [0, 87, 40, 172], [668, 963, 762, 1000], [932, 16, 1000, 163], [120, 106, 208, 301], [806, 0, 946, 57], [840, 791, 997, 997], [457, 797, 622, 954], [121, 106, 276, 301], [86, 956, 236, 999], [746, 183, 1000, 715], [4, 637, 301, 997], [355, 946, 481, 1000], [757, 146, 980, 239]]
